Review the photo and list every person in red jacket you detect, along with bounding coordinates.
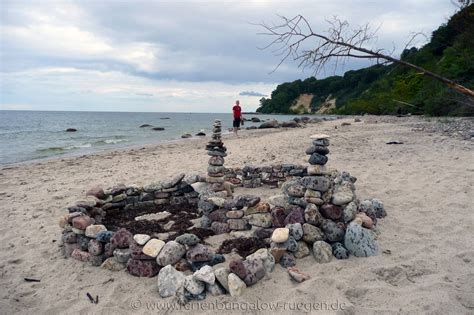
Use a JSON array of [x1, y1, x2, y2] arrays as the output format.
[[232, 100, 242, 135]]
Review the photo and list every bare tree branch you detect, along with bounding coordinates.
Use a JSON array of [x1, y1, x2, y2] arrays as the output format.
[[258, 15, 474, 99]]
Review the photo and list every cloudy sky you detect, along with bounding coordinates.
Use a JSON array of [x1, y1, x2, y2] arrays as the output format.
[[0, 0, 457, 112]]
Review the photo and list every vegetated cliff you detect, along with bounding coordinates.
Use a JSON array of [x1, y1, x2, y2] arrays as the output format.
[[257, 4, 474, 116]]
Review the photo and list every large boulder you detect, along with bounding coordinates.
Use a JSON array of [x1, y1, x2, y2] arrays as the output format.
[[258, 120, 279, 129], [344, 221, 378, 257]]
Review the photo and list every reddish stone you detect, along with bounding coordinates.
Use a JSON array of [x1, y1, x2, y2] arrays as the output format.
[[208, 209, 228, 223], [320, 204, 342, 220], [71, 249, 91, 262], [174, 259, 192, 272], [271, 207, 287, 227], [283, 207, 305, 225], [229, 259, 247, 280], [71, 215, 93, 230], [86, 186, 106, 199], [242, 258, 265, 286], [186, 244, 214, 262], [110, 228, 133, 249], [88, 239, 104, 256], [126, 259, 160, 277]]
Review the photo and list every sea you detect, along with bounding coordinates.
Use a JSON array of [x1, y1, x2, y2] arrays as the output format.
[[0, 111, 319, 165]]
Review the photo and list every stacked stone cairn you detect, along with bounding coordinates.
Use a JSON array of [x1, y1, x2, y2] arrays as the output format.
[[206, 119, 228, 194], [58, 133, 387, 305]]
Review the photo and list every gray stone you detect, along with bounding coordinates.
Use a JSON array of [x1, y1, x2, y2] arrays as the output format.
[[371, 199, 386, 218], [246, 248, 275, 274], [268, 194, 291, 209], [332, 188, 354, 206], [194, 265, 215, 284], [294, 241, 310, 259], [228, 273, 246, 297], [242, 258, 265, 286], [304, 204, 323, 226], [246, 213, 272, 228], [186, 244, 214, 262], [156, 241, 186, 266], [228, 219, 248, 230], [344, 221, 378, 257], [313, 241, 333, 263], [206, 282, 226, 296], [302, 223, 325, 244], [157, 265, 185, 298], [308, 153, 328, 165], [300, 176, 331, 192], [101, 257, 125, 271], [214, 267, 230, 292], [332, 242, 350, 259], [286, 223, 303, 241], [175, 233, 201, 246], [321, 219, 345, 243], [343, 202, 358, 223], [113, 248, 131, 263], [184, 275, 205, 295], [280, 252, 296, 268]]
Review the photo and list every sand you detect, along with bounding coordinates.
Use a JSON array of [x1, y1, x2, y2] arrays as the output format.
[[0, 116, 473, 314]]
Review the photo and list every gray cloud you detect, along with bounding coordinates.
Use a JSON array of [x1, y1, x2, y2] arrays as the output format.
[[239, 91, 267, 97]]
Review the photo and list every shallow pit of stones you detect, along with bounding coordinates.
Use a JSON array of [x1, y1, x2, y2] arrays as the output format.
[[58, 133, 387, 305]]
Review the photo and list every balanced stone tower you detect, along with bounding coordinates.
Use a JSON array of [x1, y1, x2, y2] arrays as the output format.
[[206, 120, 227, 193], [306, 134, 331, 176]]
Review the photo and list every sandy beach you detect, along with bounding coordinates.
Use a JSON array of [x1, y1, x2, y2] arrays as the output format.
[[0, 116, 473, 314]]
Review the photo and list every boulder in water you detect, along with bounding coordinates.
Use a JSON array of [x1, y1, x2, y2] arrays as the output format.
[[66, 128, 77, 132], [139, 124, 152, 128], [152, 127, 165, 131]]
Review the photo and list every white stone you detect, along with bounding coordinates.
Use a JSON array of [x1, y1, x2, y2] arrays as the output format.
[[142, 239, 165, 257], [228, 273, 246, 297], [85, 224, 107, 238], [193, 265, 215, 285], [135, 211, 171, 221], [214, 267, 230, 292], [133, 234, 151, 245], [310, 134, 330, 139], [271, 228, 290, 243]]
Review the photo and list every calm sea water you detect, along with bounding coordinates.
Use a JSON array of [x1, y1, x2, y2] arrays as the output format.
[[0, 111, 317, 165]]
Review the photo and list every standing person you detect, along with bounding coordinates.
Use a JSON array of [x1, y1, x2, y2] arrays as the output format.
[[232, 100, 242, 136]]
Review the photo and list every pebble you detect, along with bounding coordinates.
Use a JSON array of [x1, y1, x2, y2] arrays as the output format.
[[88, 239, 104, 256], [227, 218, 249, 230], [194, 265, 216, 284], [211, 222, 230, 234], [96, 230, 114, 243], [208, 209, 228, 222], [332, 189, 354, 206], [228, 273, 247, 297], [312, 241, 333, 263], [71, 215, 93, 230], [127, 259, 160, 277], [113, 248, 131, 263], [304, 204, 322, 226], [332, 243, 350, 259], [343, 202, 358, 223], [284, 207, 305, 225], [271, 207, 287, 227], [288, 267, 311, 282], [71, 249, 91, 262], [85, 225, 107, 238], [320, 204, 342, 220], [280, 252, 296, 268], [268, 194, 291, 209], [214, 267, 230, 292], [286, 223, 303, 240], [206, 282, 226, 296], [129, 241, 155, 260], [186, 244, 214, 262], [308, 153, 328, 165], [302, 223, 325, 244], [371, 198, 387, 218], [294, 241, 310, 258], [321, 220, 345, 242], [133, 234, 151, 246], [307, 165, 331, 176], [282, 236, 298, 252], [71, 227, 85, 235], [142, 239, 165, 258], [156, 241, 186, 266], [245, 202, 271, 215], [158, 265, 185, 298], [101, 257, 125, 271], [110, 228, 133, 248], [344, 221, 378, 257], [234, 195, 261, 208], [242, 258, 265, 286], [271, 228, 289, 243], [246, 213, 272, 228], [76, 235, 90, 251], [61, 231, 77, 244], [226, 210, 244, 219], [184, 275, 205, 295], [175, 233, 201, 246], [300, 176, 330, 192], [356, 212, 374, 228], [246, 248, 275, 274]]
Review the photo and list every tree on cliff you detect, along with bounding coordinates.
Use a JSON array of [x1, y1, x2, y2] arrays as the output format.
[[258, 6, 474, 101]]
